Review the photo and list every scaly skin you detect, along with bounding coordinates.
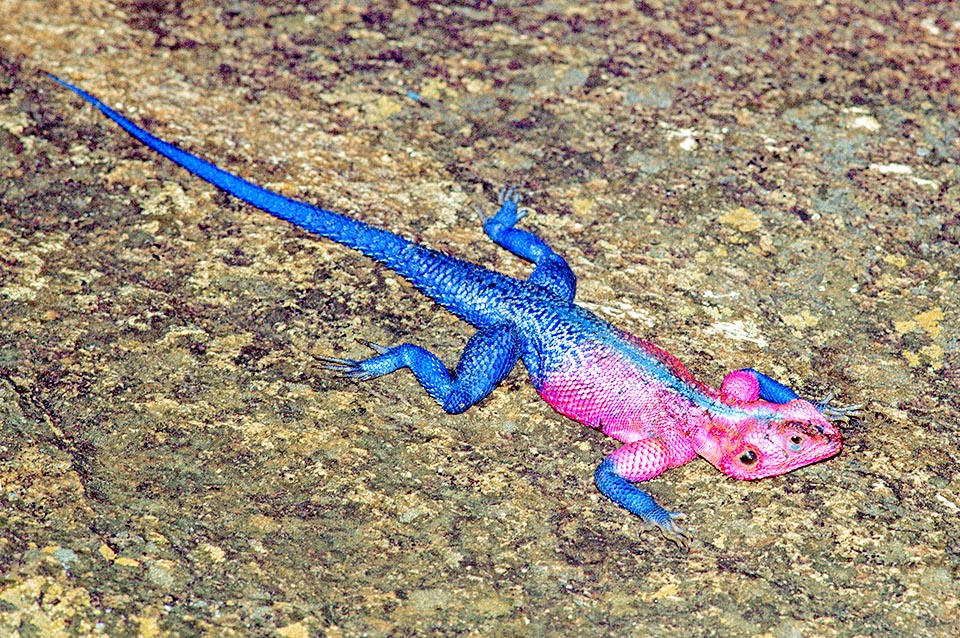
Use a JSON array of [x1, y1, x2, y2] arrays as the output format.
[[50, 75, 860, 547]]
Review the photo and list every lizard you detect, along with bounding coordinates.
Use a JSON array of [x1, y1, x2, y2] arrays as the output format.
[[48, 74, 859, 547]]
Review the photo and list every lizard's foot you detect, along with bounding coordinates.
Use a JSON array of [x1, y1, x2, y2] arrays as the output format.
[[316, 340, 390, 380], [594, 456, 692, 549], [642, 511, 692, 550], [498, 185, 520, 207], [483, 185, 528, 233], [815, 392, 863, 421]]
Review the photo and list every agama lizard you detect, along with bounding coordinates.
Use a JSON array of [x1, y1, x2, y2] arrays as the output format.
[[49, 75, 858, 546]]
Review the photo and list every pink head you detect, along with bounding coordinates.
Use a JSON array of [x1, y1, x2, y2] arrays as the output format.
[[695, 399, 843, 480]]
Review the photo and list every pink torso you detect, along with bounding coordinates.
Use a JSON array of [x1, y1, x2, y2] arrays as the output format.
[[534, 332, 718, 467]]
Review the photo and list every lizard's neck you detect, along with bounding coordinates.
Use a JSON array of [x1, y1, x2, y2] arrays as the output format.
[[681, 397, 760, 467]]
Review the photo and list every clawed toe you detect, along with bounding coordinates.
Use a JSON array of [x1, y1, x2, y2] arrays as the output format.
[[315, 355, 350, 368], [483, 185, 530, 230], [316, 355, 369, 379], [355, 338, 388, 355], [498, 185, 520, 206], [639, 511, 691, 549], [658, 514, 692, 550], [816, 392, 864, 421], [315, 339, 389, 380]]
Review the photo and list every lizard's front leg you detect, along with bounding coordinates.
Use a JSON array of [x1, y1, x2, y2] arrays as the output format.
[[721, 368, 862, 420], [321, 324, 520, 414], [594, 439, 693, 548]]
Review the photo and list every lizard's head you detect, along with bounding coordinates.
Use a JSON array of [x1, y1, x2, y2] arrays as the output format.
[[697, 399, 843, 480]]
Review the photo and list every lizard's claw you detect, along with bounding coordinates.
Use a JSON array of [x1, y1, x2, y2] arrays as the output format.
[[315, 340, 389, 380], [484, 185, 529, 232], [316, 355, 376, 380], [644, 511, 692, 550], [815, 392, 863, 422], [498, 185, 521, 207], [354, 339, 388, 355]]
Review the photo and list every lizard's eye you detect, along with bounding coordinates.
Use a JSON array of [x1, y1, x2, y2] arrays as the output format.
[[739, 450, 758, 467], [788, 434, 804, 452]]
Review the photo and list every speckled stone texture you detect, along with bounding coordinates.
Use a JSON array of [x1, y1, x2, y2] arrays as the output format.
[[1, 1, 957, 637]]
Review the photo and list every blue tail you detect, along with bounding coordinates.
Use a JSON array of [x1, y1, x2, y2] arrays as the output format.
[[48, 74, 508, 326]]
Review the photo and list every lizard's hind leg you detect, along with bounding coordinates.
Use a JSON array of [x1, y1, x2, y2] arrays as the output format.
[[482, 188, 577, 301], [320, 324, 521, 414]]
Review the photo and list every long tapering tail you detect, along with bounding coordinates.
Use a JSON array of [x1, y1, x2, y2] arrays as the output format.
[[48, 74, 508, 326], [48, 74, 414, 263]]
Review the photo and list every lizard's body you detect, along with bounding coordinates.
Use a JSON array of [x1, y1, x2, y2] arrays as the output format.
[[51, 75, 855, 546]]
